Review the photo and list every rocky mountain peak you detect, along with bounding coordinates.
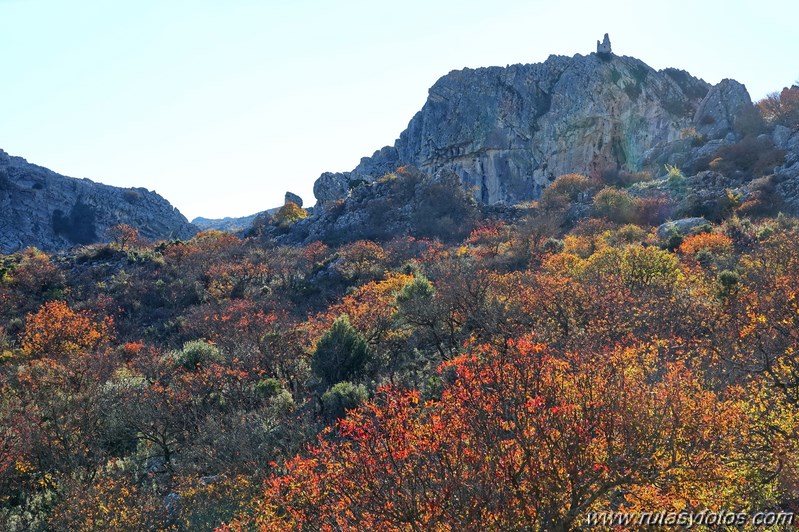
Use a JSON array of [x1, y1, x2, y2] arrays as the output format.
[[312, 52, 752, 207]]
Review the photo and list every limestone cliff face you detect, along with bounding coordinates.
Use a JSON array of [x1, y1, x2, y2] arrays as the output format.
[[0, 150, 196, 253], [314, 52, 748, 205]]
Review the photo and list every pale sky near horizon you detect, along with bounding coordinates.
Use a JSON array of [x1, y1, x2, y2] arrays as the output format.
[[1, 0, 797, 220]]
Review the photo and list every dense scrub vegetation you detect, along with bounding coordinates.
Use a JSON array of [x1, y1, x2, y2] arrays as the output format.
[[2, 193, 799, 530], [2, 89, 799, 530]]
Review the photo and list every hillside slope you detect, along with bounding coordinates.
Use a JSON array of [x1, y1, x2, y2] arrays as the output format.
[[0, 149, 196, 253]]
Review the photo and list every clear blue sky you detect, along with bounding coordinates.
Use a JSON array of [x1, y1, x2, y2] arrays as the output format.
[[1, 0, 797, 220]]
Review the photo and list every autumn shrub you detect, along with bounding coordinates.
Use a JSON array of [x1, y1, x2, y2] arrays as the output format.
[[708, 135, 785, 178], [171, 474, 260, 531], [0, 248, 66, 318], [562, 234, 596, 258], [48, 470, 163, 531], [758, 85, 799, 129], [20, 300, 113, 358], [592, 187, 636, 223], [678, 231, 733, 256], [540, 173, 594, 210], [231, 339, 754, 531], [107, 224, 144, 251], [334, 240, 388, 281], [274, 202, 307, 227], [605, 224, 647, 247], [633, 195, 673, 226], [737, 175, 784, 217], [583, 244, 681, 289], [569, 217, 614, 237]]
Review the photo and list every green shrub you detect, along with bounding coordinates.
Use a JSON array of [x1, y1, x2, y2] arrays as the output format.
[[312, 315, 371, 389], [592, 187, 636, 223], [171, 339, 223, 370], [396, 275, 435, 304], [255, 377, 284, 399], [664, 232, 683, 252], [321, 381, 368, 421], [717, 270, 741, 298]]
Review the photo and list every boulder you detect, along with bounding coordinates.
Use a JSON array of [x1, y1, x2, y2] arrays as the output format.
[[773, 125, 793, 151], [284, 191, 303, 207], [314, 171, 357, 204], [657, 217, 710, 238]]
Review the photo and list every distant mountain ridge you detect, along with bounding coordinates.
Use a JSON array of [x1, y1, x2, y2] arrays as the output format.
[[0, 149, 196, 253], [192, 211, 271, 233]]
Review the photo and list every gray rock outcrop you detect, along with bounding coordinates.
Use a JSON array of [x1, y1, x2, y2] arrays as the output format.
[[693, 79, 753, 140], [285, 191, 304, 207], [0, 149, 196, 253], [657, 217, 710, 238], [313, 52, 740, 207], [314, 172, 359, 204], [775, 127, 799, 211]]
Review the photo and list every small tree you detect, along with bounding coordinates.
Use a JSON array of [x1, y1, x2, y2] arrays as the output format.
[[108, 224, 143, 251], [312, 315, 371, 389], [170, 339, 223, 370], [757, 86, 799, 129]]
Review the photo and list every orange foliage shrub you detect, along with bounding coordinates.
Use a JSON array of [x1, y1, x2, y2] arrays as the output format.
[[758, 86, 799, 129], [274, 202, 308, 227], [466, 222, 509, 259], [107, 224, 144, 250], [229, 339, 749, 530], [678, 231, 733, 256], [334, 240, 388, 280], [20, 300, 113, 358], [311, 272, 415, 346]]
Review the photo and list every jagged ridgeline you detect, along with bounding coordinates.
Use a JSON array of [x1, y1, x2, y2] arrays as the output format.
[[0, 150, 196, 253], [314, 40, 755, 206]]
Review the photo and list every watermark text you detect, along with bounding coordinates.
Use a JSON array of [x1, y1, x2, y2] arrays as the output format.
[[585, 509, 794, 528]]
